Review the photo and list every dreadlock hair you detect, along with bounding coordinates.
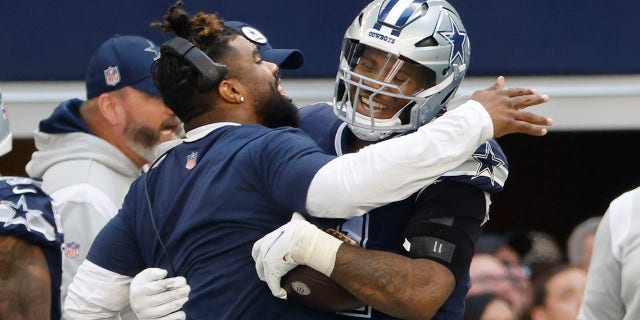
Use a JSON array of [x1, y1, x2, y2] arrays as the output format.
[[151, 1, 240, 123]]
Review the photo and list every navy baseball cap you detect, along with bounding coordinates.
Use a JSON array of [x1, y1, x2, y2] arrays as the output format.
[[225, 21, 304, 70], [85, 35, 161, 99]]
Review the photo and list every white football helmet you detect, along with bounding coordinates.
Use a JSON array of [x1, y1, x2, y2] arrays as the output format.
[[334, 0, 470, 141], [0, 92, 11, 156]]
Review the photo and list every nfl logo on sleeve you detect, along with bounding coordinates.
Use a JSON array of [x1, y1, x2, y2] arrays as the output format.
[[63, 242, 80, 258], [185, 152, 198, 170], [103, 66, 121, 86]]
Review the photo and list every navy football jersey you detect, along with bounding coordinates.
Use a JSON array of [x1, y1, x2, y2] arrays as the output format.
[[299, 103, 509, 320], [87, 124, 336, 319], [0, 176, 63, 319]]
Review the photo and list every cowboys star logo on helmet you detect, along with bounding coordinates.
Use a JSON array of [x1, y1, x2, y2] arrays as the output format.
[[438, 14, 468, 65]]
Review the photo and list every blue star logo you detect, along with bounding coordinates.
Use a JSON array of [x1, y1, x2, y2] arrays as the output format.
[[0, 195, 56, 241], [1, 195, 41, 227], [438, 15, 467, 65], [471, 142, 505, 185]]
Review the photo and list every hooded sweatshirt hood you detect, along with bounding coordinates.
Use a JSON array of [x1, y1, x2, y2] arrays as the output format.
[[26, 99, 141, 180]]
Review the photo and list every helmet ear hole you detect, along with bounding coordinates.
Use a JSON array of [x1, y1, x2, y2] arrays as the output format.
[[415, 36, 438, 48], [357, 13, 364, 26]]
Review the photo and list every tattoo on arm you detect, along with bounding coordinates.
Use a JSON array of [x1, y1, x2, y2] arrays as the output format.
[[0, 236, 51, 320], [331, 244, 454, 320]]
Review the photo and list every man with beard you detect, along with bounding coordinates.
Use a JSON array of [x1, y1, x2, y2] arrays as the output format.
[[63, 2, 551, 319], [25, 34, 181, 318]]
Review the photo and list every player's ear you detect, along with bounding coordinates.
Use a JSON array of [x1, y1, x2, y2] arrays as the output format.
[[96, 92, 124, 126], [218, 79, 246, 104]]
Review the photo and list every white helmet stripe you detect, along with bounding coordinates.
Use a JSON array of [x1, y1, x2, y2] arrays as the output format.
[[379, 0, 423, 27]]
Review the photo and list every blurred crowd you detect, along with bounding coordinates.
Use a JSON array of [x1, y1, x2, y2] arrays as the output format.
[[464, 216, 601, 320]]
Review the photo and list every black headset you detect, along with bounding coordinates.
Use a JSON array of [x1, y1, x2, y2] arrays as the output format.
[[160, 36, 228, 91]]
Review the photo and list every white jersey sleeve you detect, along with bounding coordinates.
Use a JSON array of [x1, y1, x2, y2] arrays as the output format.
[[578, 187, 640, 320], [306, 100, 493, 218], [64, 260, 133, 319]]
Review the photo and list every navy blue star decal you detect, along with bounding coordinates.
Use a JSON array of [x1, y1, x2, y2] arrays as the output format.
[[471, 142, 505, 185], [2, 195, 39, 227], [438, 15, 467, 65], [0, 195, 55, 240]]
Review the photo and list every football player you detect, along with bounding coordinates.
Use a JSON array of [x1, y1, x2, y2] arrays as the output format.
[[255, 0, 508, 319], [0, 92, 64, 319], [65, 1, 550, 319]]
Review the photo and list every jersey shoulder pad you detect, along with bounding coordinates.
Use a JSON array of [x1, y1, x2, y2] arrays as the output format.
[[0, 177, 63, 246], [441, 140, 508, 192]]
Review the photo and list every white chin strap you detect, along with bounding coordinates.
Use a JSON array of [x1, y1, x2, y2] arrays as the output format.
[[345, 105, 402, 142]]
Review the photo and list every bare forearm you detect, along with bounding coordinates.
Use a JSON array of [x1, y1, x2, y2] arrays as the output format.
[[331, 244, 454, 320], [0, 236, 51, 320]]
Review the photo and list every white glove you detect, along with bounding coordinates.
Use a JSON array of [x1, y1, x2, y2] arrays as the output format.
[[251, 212, 343, 299], [130, 268, 191, 320]]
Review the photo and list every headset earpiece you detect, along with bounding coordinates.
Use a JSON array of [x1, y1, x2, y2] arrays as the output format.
[[161, 37, 227, 91]]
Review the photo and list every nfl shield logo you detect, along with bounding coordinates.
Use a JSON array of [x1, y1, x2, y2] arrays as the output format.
[[63, 242, 80, 258], [104, 66, 121, 86], [185, 152, 198, 170]]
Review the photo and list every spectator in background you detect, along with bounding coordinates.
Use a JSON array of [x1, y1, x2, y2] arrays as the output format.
[[0, 92, 65, 319], [469, 253, 529, 318], [464, 293, 518, 320], [522, 230, 564, 283], [578, 187, 640, 319], [530, 264, 586, 320], [476, 233, 533, 317], [567, 216, 601, 271], [25, 34, 181, 316]]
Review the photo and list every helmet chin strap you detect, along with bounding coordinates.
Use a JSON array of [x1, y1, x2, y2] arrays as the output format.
[[345, 102, 404, 142]]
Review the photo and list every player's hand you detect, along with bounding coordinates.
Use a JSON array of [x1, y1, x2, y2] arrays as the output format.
[[252, 212, 308, 299], [252, 212, 344, 300], [130, 268, 190, 320], [471, 76, 552, 138]]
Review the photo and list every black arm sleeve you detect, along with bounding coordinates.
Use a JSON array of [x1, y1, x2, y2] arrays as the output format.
[[404, 179, 487, 281]]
